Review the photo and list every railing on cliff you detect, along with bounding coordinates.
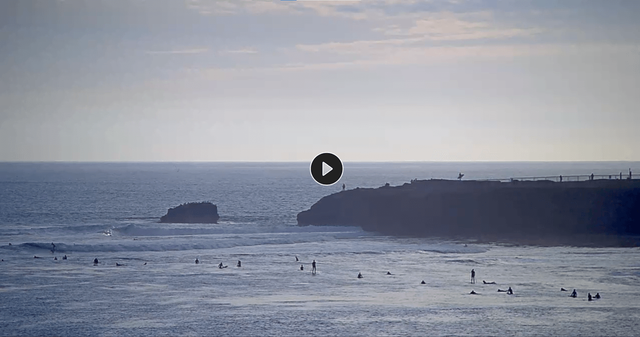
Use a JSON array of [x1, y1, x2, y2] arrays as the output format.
[[477, 173, 638, 183]]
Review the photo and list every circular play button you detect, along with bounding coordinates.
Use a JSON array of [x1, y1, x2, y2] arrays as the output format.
[[310, 153, 343, 186]]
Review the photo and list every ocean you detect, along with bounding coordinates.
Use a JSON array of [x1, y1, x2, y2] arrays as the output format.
[[1, 162, 639, 336]]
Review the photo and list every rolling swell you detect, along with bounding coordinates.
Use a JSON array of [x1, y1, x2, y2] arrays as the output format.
[[5, 227, 370, 253], [111, 224, 369, 237]]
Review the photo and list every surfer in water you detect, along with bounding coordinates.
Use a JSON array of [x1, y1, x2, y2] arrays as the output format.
[[195, 258, 199, 264], [588, 293, 592, 301], [295, 256, 299, 262], [421, 280, 426, 284], [63, 255, 67, 260], [387, 271, 392, 275], [507, 287, 513, 295], [595, 293, 601, 299], [312, 260, 316, 274], [471, 269, 476, 284], [51, 242, 56, 254], [93, 258, 99, 265], [561, 288, 567, 291], [237, 260, 241, 268], [483, 280, 496, 284], [570, 289, 577, 298], [300, 264, 304, 271], [470, 290, 477, 295], [357, 272, 363, 279]]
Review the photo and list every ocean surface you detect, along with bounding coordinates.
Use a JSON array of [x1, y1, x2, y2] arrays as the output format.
[[1, 162, 639, 336]]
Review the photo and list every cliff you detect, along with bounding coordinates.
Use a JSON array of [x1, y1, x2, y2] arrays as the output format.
[[297, 179, 640, 246], [160, 202, 220, 224]]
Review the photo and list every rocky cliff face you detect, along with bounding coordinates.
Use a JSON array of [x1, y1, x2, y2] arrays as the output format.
[[160, 202, 219, 224], [297, 179, 640, 246]]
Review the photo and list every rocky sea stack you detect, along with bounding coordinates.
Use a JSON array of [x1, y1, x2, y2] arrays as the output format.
[[160, 202, 220, 224], [297, 179, 640, 246]]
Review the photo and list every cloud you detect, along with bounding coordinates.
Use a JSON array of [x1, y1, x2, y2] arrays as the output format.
[[197, 42, 640, 81], [186, 0, 304, 16], [219, 48, 258, 55], [371, 11, 543, 40], [197, 43, 562, 80], [145, 48, 209, 55]]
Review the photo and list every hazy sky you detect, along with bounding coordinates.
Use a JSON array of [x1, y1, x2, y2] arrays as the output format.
[[1, 0, 639, 162]]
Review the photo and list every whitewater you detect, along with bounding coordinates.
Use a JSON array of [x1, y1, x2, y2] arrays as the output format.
[[1, 162, 639, 336]]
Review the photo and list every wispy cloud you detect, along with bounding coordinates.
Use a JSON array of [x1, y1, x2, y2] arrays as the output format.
[[198, 43, 640, 81], [295, 10, 544, 64], [403, 12, 542, 40], [187, 0, 303, 16], [219, 48, 258, 55], [198, 43, 563, 80], [145, 48, 209, 55]]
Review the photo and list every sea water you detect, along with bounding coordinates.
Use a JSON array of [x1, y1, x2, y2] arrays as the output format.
[[1, 162, 639, 336]]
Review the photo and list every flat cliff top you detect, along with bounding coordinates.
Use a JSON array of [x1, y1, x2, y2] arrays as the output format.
[[343, 178, 640, 196]]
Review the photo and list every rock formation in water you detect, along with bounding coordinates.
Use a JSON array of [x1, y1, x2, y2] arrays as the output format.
[[297, 179, 640, 246], [160, 202, 220, 224]]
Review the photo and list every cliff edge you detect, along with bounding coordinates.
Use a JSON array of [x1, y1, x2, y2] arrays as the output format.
[[160, 202, 220, 224], [297, 179, 640, 246]]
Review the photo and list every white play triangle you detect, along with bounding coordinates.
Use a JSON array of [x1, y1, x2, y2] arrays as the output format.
[[322, 162, 333, 176]]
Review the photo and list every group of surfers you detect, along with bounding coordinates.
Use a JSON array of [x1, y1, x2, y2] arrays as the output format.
[[471, 269, 602, 300], [29, 247, 606, 300]]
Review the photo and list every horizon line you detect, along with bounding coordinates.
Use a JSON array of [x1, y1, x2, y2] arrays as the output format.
[[1, 160, 639, 164]]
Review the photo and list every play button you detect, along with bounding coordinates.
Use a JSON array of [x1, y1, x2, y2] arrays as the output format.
[[322, 162, 333, 176], [310, 153, 343, 186]]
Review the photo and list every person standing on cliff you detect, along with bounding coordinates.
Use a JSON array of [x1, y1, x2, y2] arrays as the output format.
[[471, 269, 476, 284]]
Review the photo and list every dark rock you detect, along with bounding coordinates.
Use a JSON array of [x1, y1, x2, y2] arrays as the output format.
[[160, 202, 220, 224], [297, 179, 640, 246]]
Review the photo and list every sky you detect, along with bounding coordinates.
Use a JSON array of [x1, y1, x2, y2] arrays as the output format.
[[1, 0, 639, 162]]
